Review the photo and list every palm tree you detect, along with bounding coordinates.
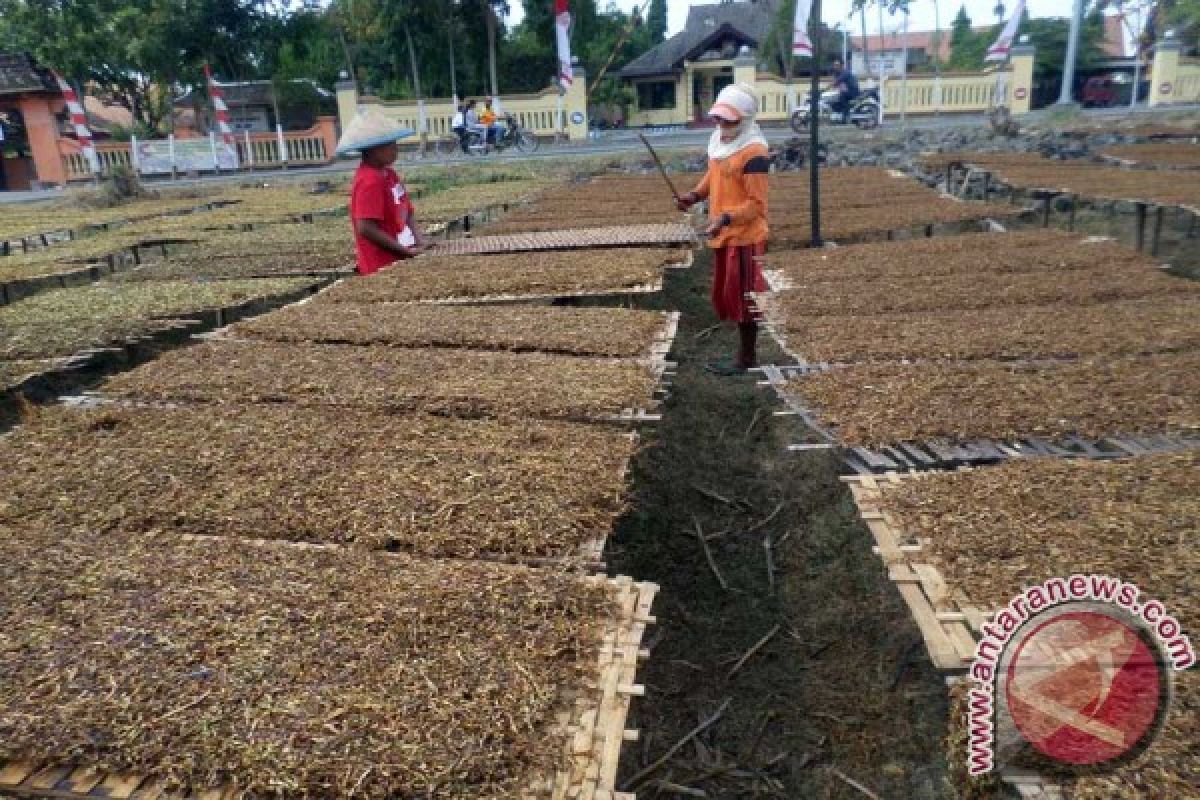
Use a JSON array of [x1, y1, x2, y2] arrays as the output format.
[[481, 0, 510, 103]]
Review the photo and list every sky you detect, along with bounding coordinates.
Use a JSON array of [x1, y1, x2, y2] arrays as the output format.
[[507, 0, 1091, 39]]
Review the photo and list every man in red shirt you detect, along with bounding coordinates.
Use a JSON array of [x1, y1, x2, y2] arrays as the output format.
[[337, 111, 425, 275]]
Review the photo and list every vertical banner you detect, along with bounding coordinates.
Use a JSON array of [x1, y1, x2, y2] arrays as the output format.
[[986, 0, 1027, 61], [792, 0, 815, 56], [555, 0, 573, 87], [52, 71, 99, 174], [203, 63, 241, 168]]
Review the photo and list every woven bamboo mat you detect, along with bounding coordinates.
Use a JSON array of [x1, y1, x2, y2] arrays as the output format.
[[431, 224, 699, 255]]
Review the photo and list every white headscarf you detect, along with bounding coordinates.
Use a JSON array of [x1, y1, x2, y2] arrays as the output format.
[[707, 83, 768, 161]]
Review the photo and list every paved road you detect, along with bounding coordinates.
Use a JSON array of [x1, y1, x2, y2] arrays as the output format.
[[2, 105, 1195, 205]]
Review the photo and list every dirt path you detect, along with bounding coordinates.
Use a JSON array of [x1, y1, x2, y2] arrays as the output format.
[[610, 249, 957, 799]]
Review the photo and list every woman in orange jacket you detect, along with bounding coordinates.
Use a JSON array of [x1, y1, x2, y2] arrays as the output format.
[[677, 82, 769, 375]]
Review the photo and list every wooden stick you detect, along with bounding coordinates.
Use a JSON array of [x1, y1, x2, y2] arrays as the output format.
[[693, 516, 729, 591], [829, 767, 882, 800], [727, 624, 781, 680], [763, 535, 775, 595], [743, 408, 764, 439], [651, 780, 708, 797], [746, 502, 787, 534], [621, 698, 732, 791], [639, 133, 682, 202]]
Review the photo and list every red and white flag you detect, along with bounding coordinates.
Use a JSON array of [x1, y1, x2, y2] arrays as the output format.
[[792, 0, 815, 57], [204, 63, 237, 147], [555, 0, 573, 87], [986, 0, 1026, 62], [53, 71, 99, 174]]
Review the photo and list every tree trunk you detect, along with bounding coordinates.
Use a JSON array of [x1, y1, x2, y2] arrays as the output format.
[[448, 26, 458, 101], [404, 24, 427, 155], [482, 0, 500, 99]]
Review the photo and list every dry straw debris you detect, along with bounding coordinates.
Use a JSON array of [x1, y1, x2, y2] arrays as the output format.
[[767, 295, 1200, 364], [112, 252, 353, 281], [0, 529, 618, 798], [233, 303, 671, 358], [0, 405, 635, 560], [316, 249, 681, 303], [787, 352, 1200, 445], [104, 339, 659, 421], [0, 278, 316, 360]]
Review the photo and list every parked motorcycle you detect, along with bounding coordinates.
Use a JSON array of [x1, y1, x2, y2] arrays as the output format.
[[434, 117, 539, 157], [790, 88, 881, 133]]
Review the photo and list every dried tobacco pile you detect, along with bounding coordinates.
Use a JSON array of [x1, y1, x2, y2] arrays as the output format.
[[112, 252, 353, 282], [877, 452, 1198, 622], [771, 295, 1200, 364], [0, 530, 617, 798], [0, 278, 316, 360], [789, 352, 1200, 445], [761, 230, 1152, 285], [1, 405, 635, 560], [770, 261, 1196, 316], [234, 303, 671, 358], [315, 249, 679, 303], [1101, 143, 1200, 169], [771, 201, 1020, 244], [0, 359, 57, 392], [944, 670, 1197, 800], [104, 339, 659, 420], [1065, 670, 1198, 799], [985, 163, 1200, 208]]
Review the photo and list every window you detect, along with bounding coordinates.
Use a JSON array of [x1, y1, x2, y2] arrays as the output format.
[[637, 81, 677, 110]]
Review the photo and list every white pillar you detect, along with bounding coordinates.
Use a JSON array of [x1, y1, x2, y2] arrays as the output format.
[[1057, 0, 1086, 105], [276, 124, 288, 165], [209, 132, 219, 172], [130, 135, 140, 171]]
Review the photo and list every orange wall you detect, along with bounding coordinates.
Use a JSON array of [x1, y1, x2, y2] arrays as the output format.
[[16, 94, 67, 186]]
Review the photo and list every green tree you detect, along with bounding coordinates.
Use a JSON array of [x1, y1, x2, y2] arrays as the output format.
[[646, 0, 668, 45], [947, 4, 994, 69]]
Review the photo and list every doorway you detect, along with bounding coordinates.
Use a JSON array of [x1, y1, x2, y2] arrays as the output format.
[[0, 108, 34, 191]]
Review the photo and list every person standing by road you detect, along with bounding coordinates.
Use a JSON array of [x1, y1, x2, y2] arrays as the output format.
[[336, 111, 427, 276], [676, 83, 770, 375]]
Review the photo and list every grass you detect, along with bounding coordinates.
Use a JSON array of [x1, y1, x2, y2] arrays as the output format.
[[608, 248, 955, 798]]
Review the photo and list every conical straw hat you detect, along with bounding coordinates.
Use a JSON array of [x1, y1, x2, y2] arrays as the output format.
[[336, 110, 415, 155]]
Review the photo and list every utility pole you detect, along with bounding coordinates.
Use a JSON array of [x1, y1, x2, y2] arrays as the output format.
[[1057, 0, 1086, 105], [810, 0, 823, 247]]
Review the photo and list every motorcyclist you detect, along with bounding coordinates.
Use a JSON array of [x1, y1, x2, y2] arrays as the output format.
[[830, 58, 860, 120]]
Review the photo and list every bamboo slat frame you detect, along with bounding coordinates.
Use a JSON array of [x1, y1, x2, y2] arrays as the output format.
[[430, 225, 699, 256], [842, 471, 1071, 799], [0, 576, 659, 800]]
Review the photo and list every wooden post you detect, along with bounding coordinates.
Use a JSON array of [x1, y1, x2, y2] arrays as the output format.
[[1135, 202, 1148, 251], [809, 0, 823, 247], [1067, 195, 1077, 232], [1041, 193, 1052, 228], [1151, 205, 1165, 257]]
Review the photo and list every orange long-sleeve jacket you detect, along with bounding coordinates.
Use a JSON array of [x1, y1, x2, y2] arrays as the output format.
[[689, 143, 770, 249]]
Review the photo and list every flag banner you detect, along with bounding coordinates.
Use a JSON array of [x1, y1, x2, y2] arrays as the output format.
[[986, 0, 1027, 61], [555, 0, 573, 87], [52, 71, 99, 174], [204, 63, 241, 168], [792, 0, 815, 56]]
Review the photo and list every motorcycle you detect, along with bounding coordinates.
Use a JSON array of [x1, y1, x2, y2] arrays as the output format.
[[790, 88, 881, 133], [435, 117, 539, 157]]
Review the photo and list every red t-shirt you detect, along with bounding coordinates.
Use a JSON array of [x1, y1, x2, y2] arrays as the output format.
[[349, 164, 414, 275]]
